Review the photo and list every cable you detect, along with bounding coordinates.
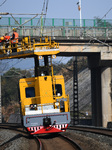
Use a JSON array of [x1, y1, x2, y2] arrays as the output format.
[[80, 7, 112, 49], [35, 0, 46, 34], [0, 59, 14, 73], [9, 59, 23, 68], [41, 5, 112, 40], [0, 0, 7, 7], [10, 14, 20, 25], [0, 13, 40, 36], [2, 65, 35, 77], [101, 7, 112, 19], [43, 0, 49, 26], [40, 26, 110, 48], [41, 7, 112, 49], [53, 57, 72, 65], [53, 58, 73, 72], [1, 59, 24, 74], [41, 0, 45, 13], [82, 7, 112, 35], [3, 70, 22, 77], [36, 0, 49, 36]]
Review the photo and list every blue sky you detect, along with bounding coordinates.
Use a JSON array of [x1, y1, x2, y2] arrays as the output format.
[[0, 0, 112, 70], [0, 0, 112, 19]]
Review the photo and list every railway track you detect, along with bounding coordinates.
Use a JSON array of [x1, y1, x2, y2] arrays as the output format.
[[68, 126, 112, 137], [0, 124, 83, 150], [0, 123, 38, 150], [63, 125, 112, 150], [59, 134, 83, 150], [1, 124, 112, 150], [36, 133, 82, 150]]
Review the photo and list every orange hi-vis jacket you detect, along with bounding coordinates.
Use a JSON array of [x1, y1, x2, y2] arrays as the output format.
[[4, 35, 10, 41], [11, 32, 19, 44]]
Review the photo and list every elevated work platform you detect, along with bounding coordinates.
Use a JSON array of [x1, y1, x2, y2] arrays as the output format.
[[0, 36, 59, 60]]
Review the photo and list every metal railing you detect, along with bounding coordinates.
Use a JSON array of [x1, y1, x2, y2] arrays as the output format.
[[0, 26, 112, 39], [1, 17, 112, 27], [0, 17, 112, 39], [0, 36, 59, 56]]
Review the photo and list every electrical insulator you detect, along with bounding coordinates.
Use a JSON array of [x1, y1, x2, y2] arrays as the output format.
[[0, 12, 9, 15]]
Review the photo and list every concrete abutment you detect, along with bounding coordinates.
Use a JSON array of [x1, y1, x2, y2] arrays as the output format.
[[88, 54, 112, 127], [101, 67, 112, 127]]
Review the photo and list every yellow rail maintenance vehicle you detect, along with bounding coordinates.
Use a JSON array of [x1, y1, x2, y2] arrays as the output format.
[[19, 52, 70, 134], [0, 36, 70, 135]]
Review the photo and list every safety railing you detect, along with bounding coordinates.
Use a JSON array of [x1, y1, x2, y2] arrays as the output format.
[[0, 17, 112, 27], [0, 17, 112, 39], [25, 103, 60, 115], [0, 36, 59, 55], [0, 26, 112, 39], [24, 96, 70, 115]]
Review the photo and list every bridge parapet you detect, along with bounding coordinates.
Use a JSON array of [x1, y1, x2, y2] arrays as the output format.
[[0, 17, 112, 39], [0, 26, 112, 40]]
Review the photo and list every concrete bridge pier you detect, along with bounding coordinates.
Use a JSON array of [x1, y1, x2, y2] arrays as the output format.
[[88, 54, 112, 127], [90, 66, 102, 126], [101, 67, 112, 127]]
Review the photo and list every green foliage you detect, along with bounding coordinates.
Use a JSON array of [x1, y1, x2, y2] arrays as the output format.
[[94, 17, 112, 27], [53, 57, 88, 75], [53, 62, 65, 75], [1, 67, 32, 106], [53, 57, 88, 82]]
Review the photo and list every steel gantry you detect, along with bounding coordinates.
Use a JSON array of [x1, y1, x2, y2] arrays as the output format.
[[73, 56, 79, 125]]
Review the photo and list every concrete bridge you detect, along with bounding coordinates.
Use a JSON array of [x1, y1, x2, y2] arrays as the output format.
[[58, 41, 112, 128], [0, 17, 112, 127], [0, 17, 112, 40]]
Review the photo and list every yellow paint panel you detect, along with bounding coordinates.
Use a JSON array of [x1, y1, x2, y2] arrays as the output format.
[[19, 75, 70, 115], [36, 76, 53, 104], [19, 77, 36, 115], [54, 75, 69, 112], [34, 49, 59, 56]]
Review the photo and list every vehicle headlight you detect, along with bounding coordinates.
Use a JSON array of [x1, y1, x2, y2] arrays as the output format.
[[55, 102, 59, 106], [57, 93, 61, 96], [30, 104, 37, 110]]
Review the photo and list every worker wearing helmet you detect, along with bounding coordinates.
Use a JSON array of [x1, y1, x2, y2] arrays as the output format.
[[11, 28, 19, 52]]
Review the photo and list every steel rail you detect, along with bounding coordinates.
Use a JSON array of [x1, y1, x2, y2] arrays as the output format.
[[59, 134, 83, 150], [0, 123, 40, 150], [68, 126, 112, 137], [35, 136, 43, 150]]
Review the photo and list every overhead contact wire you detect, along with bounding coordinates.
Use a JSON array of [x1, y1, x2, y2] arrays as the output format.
[[0, 0, 7, 7]]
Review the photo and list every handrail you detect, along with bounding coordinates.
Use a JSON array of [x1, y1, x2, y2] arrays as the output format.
[[1, 17, 112, 27], [0, 36, 59, 55]]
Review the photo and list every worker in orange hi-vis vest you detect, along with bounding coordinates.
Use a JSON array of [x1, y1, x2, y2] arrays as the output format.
[[4, 33, 10, 49], [11, 28, 19, 52]]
